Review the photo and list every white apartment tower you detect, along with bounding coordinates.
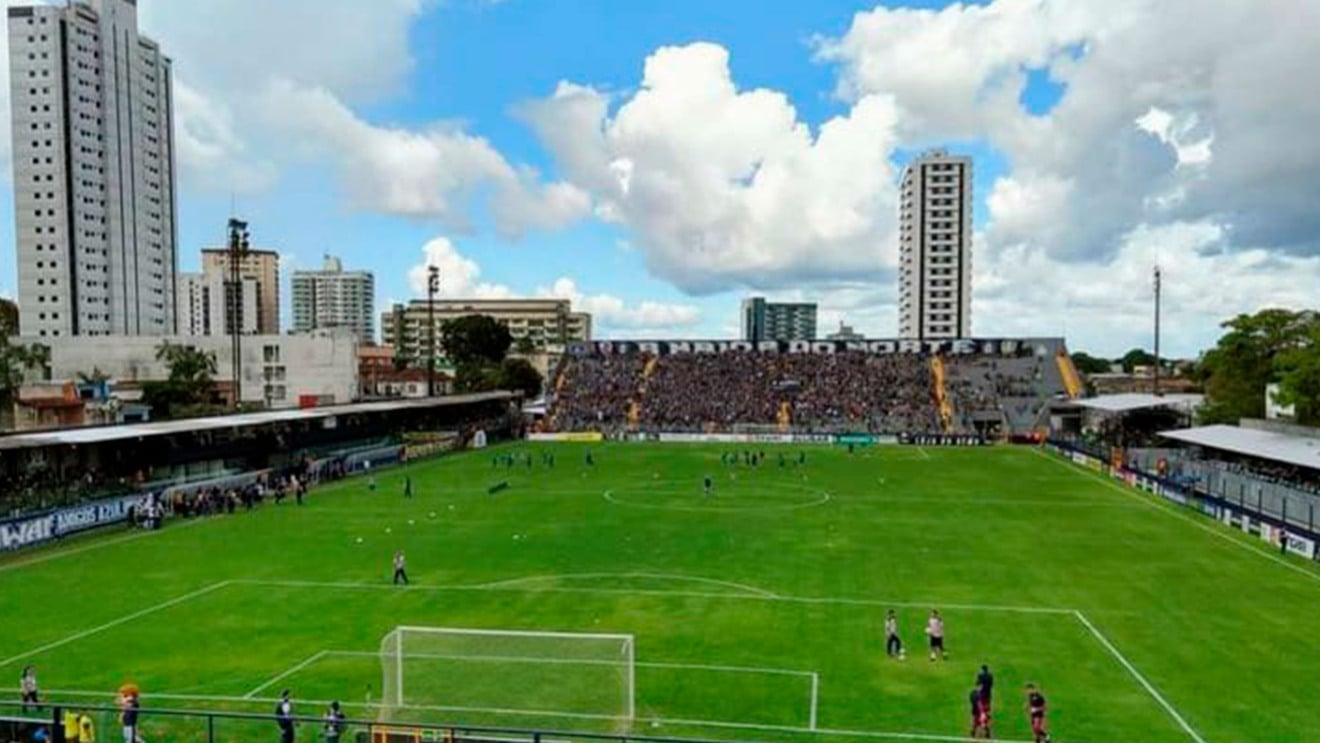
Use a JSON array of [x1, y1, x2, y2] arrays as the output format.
[[291, 256, 375, 342], [7, 0, 177, 338], [176, 271, 259, 337], [898, 149, 972, 340]]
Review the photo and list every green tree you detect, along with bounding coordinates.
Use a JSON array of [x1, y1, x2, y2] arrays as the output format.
[[514, 336, 537, 355], [497, 357, 544, 398], [141, 342, 220, 420], [1273, 321, 1320, 425], [0, 298, 17, 335], [1198, 309, 1315, 424], [452, 361, 501, 394], [1119, 348, 1157, 373], [1070, 352, 1112, 375], [1, 299, 51, 429], [440, 315, 512, 367]]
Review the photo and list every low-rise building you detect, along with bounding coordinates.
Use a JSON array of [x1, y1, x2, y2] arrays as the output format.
[[23, 329, 359, 412], [383, 299, 591, 364]]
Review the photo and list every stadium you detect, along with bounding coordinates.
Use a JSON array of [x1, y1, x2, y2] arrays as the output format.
[[3, 331, 1319, 743], [3, 1, 1320, 743]]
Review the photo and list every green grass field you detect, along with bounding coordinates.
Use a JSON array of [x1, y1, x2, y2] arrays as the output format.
[[2, 443, 1319, 743]]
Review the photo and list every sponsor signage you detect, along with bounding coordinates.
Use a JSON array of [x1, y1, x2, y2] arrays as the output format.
[[898, 433, 986, 447], [1, 493, 149, 552], [836, 434, 878, 446], [567, 338, 1059, 358], [528, 432, 605, 443]]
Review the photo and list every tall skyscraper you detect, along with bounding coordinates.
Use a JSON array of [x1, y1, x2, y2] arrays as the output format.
[[200, 247, 280, 335], [740, 297, 817, 342], [7, 0, 176, 338], [898, 149, 972, 340], [291, 256, 375, 342]]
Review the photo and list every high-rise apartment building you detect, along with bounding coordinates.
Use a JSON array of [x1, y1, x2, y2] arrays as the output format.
[[898, 149, 972, 340], [740, 297, 817, 342], [200, 247, 280, 335], [176, 271, 258, 337], [7, 0, 177, 338], [291, 256, 374, 342]]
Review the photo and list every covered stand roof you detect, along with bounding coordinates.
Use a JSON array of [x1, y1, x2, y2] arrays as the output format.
[[1159, 424, 1320, 472], [1071, 393, 1203, 414], [0, 393, 514, 452]]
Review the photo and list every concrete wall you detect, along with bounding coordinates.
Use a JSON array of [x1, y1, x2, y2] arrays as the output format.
[[23, 328, 359, 408]]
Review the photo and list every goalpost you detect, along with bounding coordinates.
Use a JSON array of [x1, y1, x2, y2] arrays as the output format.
[[378, 626, 635, 725]]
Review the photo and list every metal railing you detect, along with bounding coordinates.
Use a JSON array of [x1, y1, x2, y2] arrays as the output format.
[[0, 700, 753, 743]]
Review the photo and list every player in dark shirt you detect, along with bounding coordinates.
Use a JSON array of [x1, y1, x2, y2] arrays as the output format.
[[703, 475, 713, 498], [276, 689, 295, 743], [969, 686, 991, 738], [976, 664, 994, 707], [1025, 684, 1050, 742], [323, 701, 345, 743]]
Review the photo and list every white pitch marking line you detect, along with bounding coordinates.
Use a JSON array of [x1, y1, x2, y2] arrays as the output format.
[[1073, 611, 1207, 743], [244, 650, 329, 699], [809, 671, 820, 731], [233, 578, 1074, 615], [914, 447, 932, 460], [322, 651, 813, 680], [1033, 447, 1320, 587], [0, 580, 232, 670]]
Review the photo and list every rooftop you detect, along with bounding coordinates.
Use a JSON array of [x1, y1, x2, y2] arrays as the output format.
[[1160, 424, 1320, 472]]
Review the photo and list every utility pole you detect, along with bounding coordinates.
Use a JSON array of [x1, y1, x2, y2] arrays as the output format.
[[1153, 265, 1162, 397], [226, 218, 250, 409], [427, 266, 440, 397]]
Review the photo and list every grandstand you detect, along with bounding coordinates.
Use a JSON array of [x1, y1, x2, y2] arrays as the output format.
[[549, 338, 1076, 438]]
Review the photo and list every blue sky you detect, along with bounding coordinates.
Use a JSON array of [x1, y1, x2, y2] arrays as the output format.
[[2, 0, 1317, 357]]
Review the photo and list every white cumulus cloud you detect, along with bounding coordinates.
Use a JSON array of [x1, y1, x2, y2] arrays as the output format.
[[521, 43, 904, 294]]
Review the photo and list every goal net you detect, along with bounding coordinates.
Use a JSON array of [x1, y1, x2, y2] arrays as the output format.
[[378, 626, 635, 726]]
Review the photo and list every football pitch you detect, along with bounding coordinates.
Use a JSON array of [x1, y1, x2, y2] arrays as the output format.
[[2, 443, 1318, 743]]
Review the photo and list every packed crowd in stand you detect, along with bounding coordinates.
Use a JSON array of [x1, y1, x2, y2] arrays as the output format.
[[553, 352, 944, 434], [550, 354, 646, 432]]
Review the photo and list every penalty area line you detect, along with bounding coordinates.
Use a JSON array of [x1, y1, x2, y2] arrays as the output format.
[[1073, 611, 1206, 743], [232, 578, 1074, 615], [244, 650, 329, 698], [0, 580, 233, 670]]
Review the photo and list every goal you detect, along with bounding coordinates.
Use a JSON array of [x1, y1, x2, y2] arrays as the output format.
[[378, 626, 635, 725]]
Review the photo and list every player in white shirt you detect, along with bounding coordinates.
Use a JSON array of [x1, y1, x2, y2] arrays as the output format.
[[925, 610, 946, 661]]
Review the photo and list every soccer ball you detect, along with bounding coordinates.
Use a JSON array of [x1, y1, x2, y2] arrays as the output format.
[[385, 527, 392, 534], [429, 512, 437, 518], [355, 537, 364, 544], [408, 519, 415, 526]]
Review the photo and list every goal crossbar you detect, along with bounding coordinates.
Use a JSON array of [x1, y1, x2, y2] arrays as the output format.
[[380, 626, 636, 723], [393, 625, 635, 642]]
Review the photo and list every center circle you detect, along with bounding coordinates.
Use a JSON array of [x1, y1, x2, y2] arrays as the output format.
[[603, 477, 831, 513]]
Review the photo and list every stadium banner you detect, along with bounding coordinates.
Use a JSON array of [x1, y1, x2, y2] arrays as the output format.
[[1283, 532, 1317, 560], [1, 493, 151, 552], [654, 432, 832, 444], [403, 432, 461, 461], [836, 434, 879, 446], [528, 432, 605, 443], [898, 432, 986, 446], [566, 337, 1063, 358]]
